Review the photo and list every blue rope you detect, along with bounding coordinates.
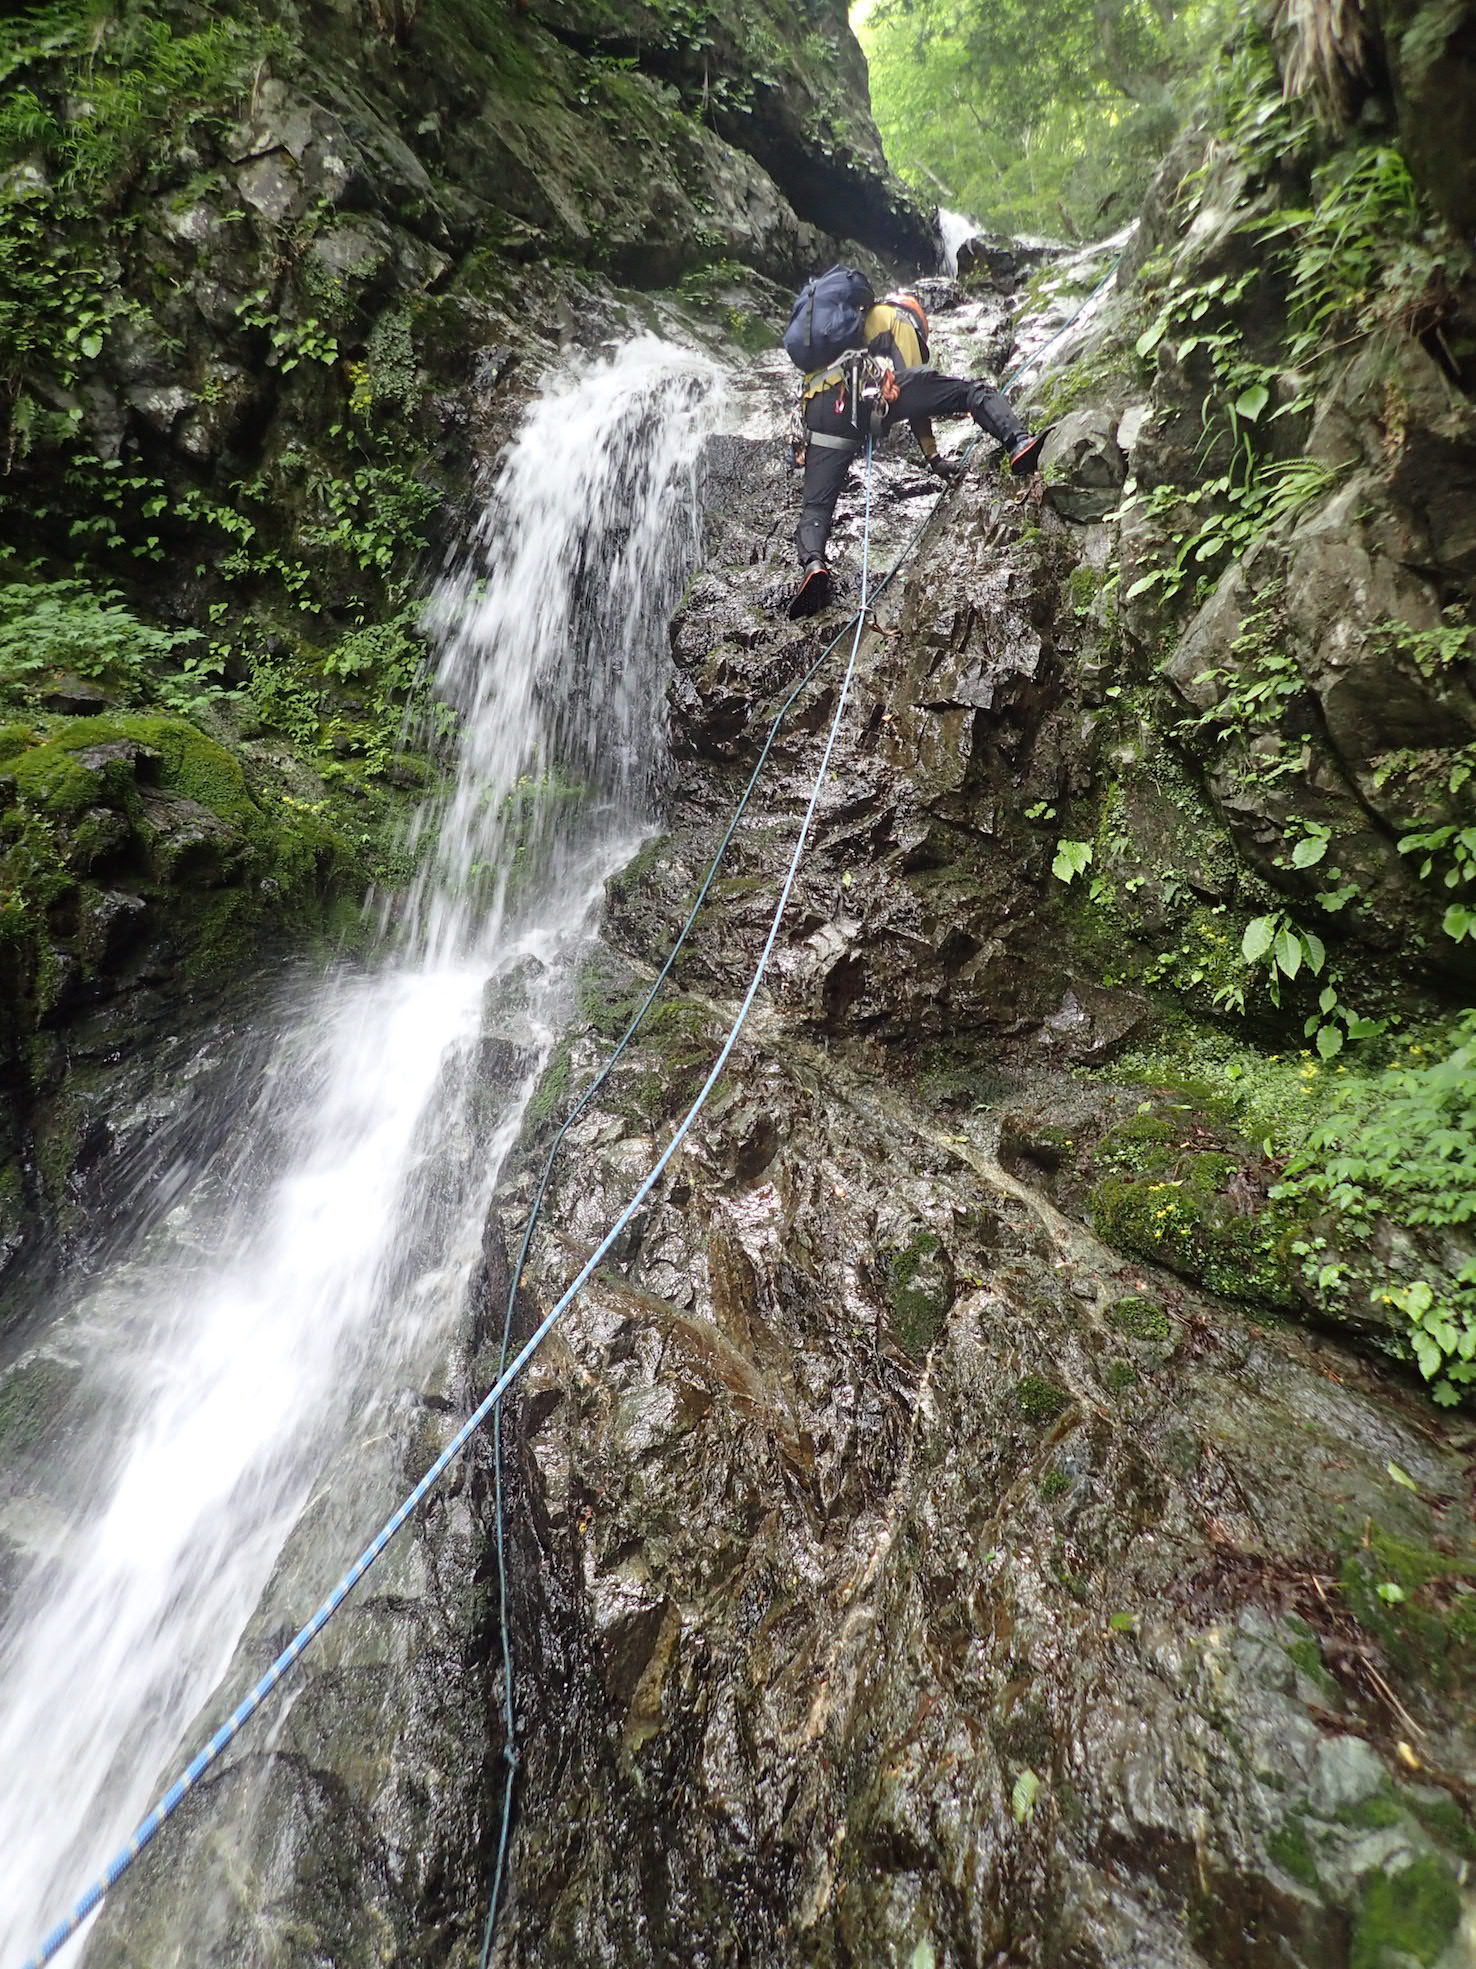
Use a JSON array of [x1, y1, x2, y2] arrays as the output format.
[[464, 252, 1121, 1955], [15, 445, 876, 1969], [473, 439, 885, 1964], [20, 250, 1124, 1969]]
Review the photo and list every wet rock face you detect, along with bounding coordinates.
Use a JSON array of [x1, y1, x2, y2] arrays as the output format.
[[0, 715, 347, 1316], [478, 314, 1475, 1963], [493, 1013, 1476, 1967]]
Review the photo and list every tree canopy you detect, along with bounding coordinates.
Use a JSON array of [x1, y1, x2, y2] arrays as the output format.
[[855, 0, 1235, 238]]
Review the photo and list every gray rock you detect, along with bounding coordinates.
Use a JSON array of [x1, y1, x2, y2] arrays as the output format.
[[1043, 408, 1126, 521]]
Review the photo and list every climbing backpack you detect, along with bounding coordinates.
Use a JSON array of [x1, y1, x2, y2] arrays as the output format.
[[783, 265, 874, 372]]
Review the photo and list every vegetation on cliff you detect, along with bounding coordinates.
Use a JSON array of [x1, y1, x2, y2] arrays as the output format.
[[986, 4, 1476, 1404]]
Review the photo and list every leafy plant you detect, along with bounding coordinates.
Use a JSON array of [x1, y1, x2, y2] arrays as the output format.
[[1276, 1014, 1476, 1401], [1263, 145, 1465, 364], [0, 576, 196, 704], [1122, 459, 1341, 608], [235, 289, 341, 374], [1052, 839, 1093, 883]]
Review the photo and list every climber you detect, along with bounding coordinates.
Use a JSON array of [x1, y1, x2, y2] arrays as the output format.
[[787, 286, 1046, 620]]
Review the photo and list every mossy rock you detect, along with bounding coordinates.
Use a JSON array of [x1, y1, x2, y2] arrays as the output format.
[[1107, 1294, 1172, 1342], [526, 1038, 575, 1128], [884, 1229, 954, 1358], [1351, 1853, 1463, 1968], [0, 713, 351, 1049], [1089, 1098, 1303, 1310], [0, 722, 36, 765], [1011, 1373, 1070, 1427], [1340, 1525, 1476, 1693], [1266, 1811, 1321, 1890]]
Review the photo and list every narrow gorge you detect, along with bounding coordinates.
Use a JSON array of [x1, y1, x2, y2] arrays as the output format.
[[0, 3, 1474, 1967]]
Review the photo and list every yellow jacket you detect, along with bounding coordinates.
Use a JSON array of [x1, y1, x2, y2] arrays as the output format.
[[800, 302, 938, 455]]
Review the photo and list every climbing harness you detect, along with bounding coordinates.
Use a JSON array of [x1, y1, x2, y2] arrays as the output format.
[[19, 246, 1124, 1969]]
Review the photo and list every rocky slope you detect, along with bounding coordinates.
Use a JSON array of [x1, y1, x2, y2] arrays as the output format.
[[470, 8, 1476, 1959], [18, 1, 1476, 1965], [477, 269, 1476, 1961]]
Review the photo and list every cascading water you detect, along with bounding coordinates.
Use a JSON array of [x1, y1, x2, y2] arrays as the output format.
[[939, 207, 981, 274], [0, 337, 717, 1968]]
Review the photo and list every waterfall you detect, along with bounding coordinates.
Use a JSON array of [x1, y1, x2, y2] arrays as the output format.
[[0, 337, 718, 1967], [938, 207, 981, 274]]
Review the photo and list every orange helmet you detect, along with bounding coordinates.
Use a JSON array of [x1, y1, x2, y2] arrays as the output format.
[[887, 289, 929, 344]]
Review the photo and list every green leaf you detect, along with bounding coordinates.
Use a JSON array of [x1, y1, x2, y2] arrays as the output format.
[[1375, 1581, 1406, 1604], [1233, 381, 1270, 422], [80, 331, 104, 360], [1300, 930, 1325, 974], [1124, 571, 1164, 601], [1052, 840, 1093, 884], [1242, 914, 1277, 963], [1291, 833, 1328, 868], [1274, 928, 1303, 978], [1412, 1333, 1442, 1380], [1319, 986, 1338, 1014], [1443, 903, 1474, 942], [1135, 319, 1167, 358], [1108, 1611, 1136, 1632], [1386, 1461, 1419, 1493], [1316, 1023, 1344, 1060], [1011, 1768, 1042, 1822]]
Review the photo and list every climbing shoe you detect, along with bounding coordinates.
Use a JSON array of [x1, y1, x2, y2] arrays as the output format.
[[787, 561, 832, 619], [1008, 429, 1048, 477]]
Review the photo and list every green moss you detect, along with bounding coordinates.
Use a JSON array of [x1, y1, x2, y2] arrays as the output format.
[[0, 1355, 77, 1456], [1410, 1793, 1476, 1860], [1012, 1374, 1070, 1427], [1267, 1812, 1321, 1890], [1105, 1359, 1139, 1393], [1107, 1295, 1172, 1342], [1350, 1856, 1461, 1968], [1039, 1468, 1071, 1500], [608, 834, 671, 904], [885, 1229, 953, 1358], [1089, 1097, 1303, 1310], [526, 1039, 574, 1126], [3, 714, 256, 826], [1282, 1634, 1338, 1694], [1341, 1527, 1476, 1689], [0, 721, 34, 763], [1337, 1791, 1405, 1831], [1031, 351, 1136, 424]]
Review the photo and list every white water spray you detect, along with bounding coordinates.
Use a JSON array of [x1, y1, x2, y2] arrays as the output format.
[[0, 338, 717, 1967], [939, 207, 981, 274]]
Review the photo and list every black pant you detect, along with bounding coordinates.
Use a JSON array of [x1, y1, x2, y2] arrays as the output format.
[[794, 372, 1029, 566]]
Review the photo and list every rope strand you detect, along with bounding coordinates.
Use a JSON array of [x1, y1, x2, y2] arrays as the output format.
[[17, 248, 1120, 1969]]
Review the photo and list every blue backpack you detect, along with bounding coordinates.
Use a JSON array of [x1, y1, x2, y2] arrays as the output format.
[[782, 266, 873, 372]]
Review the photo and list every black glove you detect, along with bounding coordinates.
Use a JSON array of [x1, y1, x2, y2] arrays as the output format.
[[927, 453, 966, 481]]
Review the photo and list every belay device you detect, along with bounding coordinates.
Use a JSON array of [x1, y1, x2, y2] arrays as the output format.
[[783, 265, 873, 372]]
